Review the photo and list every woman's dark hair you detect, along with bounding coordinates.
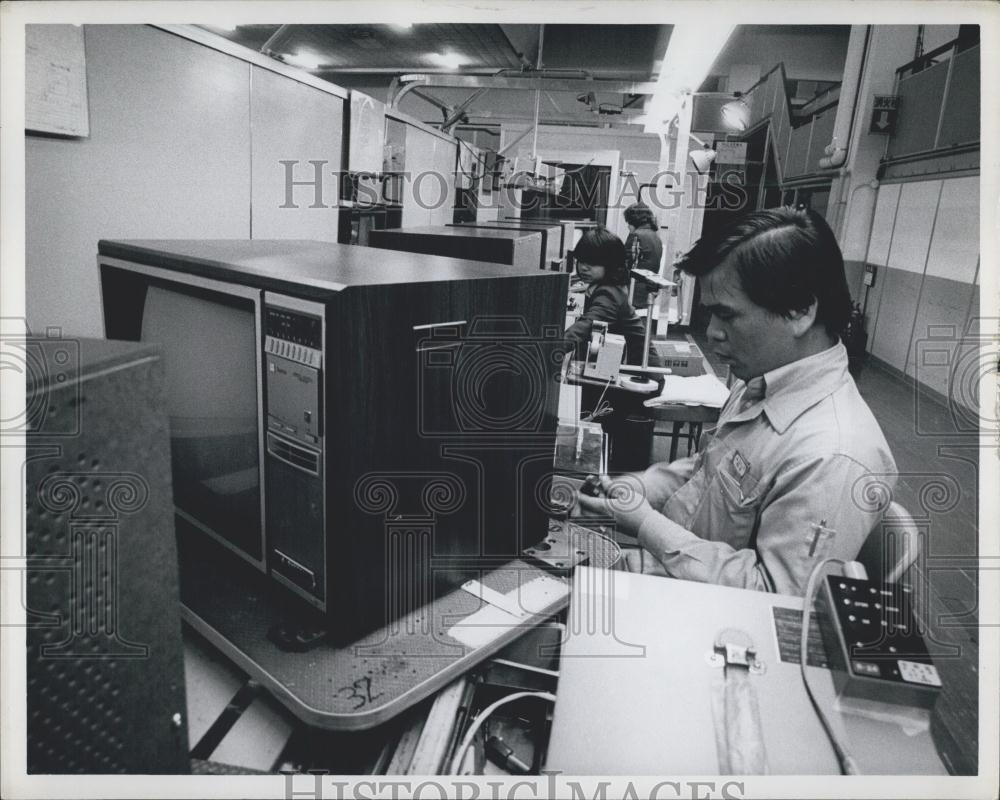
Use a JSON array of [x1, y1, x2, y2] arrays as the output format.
[[624, 203, 658, 231], [573, 226, 629, 285], [677, 206, 852, 337]]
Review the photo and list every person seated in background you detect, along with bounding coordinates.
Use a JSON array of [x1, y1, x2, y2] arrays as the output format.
[[577, 207, 897, 597], [624, 203, 664, 311], [564, 226, 660, 368]]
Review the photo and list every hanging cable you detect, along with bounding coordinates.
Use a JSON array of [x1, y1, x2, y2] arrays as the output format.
[[448, 691, 556, 775], [581, 374, 616, 422], [799, 557, 861, 775]]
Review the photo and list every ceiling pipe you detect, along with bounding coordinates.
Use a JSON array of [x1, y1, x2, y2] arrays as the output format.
[[818, 25, 871, 170], [497, 67, 593, 79], [326, 66, 523, 75], [462, 105, 643, 120], [532, 25, 545, 163]]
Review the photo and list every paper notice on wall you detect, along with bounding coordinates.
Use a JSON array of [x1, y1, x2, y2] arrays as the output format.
[[714, 141, 747, 165], [26, 24, 90, 137]]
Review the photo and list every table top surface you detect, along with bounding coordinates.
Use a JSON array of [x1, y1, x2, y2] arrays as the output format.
[[546, 567, 948, 776]]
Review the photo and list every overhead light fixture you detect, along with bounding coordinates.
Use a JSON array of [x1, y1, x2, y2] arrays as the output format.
[[688, 135, 717, 175], [213, 24, 239, 33], [643, 24, 736, 133], [284, 51, 323, 71], [428, 52, 465, 70], [391, 23, 414, 30], [721, 97, 750, 132]]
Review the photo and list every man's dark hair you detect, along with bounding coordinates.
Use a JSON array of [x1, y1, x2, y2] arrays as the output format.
[[624, 203, 659, 231], [573, 226, 629, 285], [678, 206, 852, 336]]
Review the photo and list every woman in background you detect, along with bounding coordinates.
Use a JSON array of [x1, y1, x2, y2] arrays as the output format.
[[564, 226, 658, 368], [624, 203, 663, 311]]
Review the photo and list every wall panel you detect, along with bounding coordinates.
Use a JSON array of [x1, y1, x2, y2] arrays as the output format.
[[870, 181, 940, 372], [886, 180, 941, 272], [802, 109, 835, 177], [906, 279, 978, 379], [784, 125, 811, 179], [925, 176, 979, 282], [865, 183, 900, 266], [401, 124, 439, 227], [863, 175, 980, 407], [890, 61, 948, 158], [26, 25, 252, 336], [869, 267, 923, 371], [427, 137, 457, 228], [938, 46, 980, 148], [843, 260, 866, 301], [250, 66, 344, 241]]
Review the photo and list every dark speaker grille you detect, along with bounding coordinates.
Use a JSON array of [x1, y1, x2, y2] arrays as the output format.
[[25, 342, 189, 774]]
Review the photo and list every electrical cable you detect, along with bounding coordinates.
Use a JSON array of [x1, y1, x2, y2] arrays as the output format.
[[581, 374, 615, 422], [448, 691, 556, 775], [799, 557, 862, 775]]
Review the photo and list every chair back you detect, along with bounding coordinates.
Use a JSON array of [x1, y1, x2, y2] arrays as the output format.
[[858, 500, 921, 584]]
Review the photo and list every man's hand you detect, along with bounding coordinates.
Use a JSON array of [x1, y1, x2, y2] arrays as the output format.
[[576, 473, 657, 537]]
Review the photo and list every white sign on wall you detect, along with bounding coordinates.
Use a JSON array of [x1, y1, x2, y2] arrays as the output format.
[[26, 25, 90, 137], [714, 141, 747, 165]]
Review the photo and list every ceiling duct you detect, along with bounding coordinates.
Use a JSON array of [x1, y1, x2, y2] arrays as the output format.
[[348, 27, 384, 50]]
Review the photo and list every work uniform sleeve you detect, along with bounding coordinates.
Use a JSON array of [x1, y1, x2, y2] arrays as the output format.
[[636, 454, 893, 596], [637, 456, 698, 509], [564, 287, 624, 356]]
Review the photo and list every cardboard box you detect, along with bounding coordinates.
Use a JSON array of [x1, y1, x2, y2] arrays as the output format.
[[654, 339, 704, 376]]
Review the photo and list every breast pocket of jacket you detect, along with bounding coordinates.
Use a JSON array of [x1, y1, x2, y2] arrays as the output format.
[[711, 448, 764, 548]]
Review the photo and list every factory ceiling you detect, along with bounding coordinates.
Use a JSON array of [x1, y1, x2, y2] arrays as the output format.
[[199, 23, 670, 79], [196, 23, 849, 131]]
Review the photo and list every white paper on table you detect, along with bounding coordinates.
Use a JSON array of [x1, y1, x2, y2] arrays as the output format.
[[644, 374, 730, 408], [447, 576, 569, 649]]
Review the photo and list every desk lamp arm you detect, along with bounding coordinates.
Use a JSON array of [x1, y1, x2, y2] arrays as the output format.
[[630, 268, 675, 371]]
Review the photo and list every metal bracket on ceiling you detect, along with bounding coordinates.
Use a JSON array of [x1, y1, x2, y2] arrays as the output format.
[[259, 25, 292, 58], [442, 87, 491, 133], [388, 72, 658, 109]]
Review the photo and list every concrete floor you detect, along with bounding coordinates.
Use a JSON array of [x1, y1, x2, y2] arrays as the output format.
[[853, 360, 981, 631]]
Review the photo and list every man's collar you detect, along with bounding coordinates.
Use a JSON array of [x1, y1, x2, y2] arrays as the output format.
[[758, 342, 851, 433]]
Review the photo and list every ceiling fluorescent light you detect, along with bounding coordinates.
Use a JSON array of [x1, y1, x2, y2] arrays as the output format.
[[721, 98, 750, 132], [428, 52, 465, 70], [644, 25, 736, 133], [285, 51, 323, 71]]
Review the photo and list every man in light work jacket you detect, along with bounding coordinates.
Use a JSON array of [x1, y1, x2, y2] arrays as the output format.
[[577, 206, 897, 597]]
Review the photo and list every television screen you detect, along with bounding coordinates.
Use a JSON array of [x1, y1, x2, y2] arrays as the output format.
[[141, 285, 263, 562]]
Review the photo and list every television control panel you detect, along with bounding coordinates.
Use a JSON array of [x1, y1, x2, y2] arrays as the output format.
[[264, 303, 324, 448], [263, 293, 327, 611]]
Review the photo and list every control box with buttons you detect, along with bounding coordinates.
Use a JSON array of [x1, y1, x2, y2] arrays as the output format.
[[264, 304, 323, 447], [814, 575, 941, 709]]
